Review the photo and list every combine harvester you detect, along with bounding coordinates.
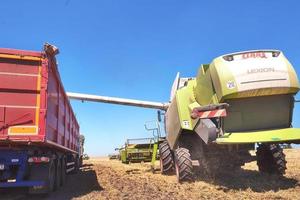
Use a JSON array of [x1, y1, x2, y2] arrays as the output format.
[[69, 50, 300, 182], [0, 44, 83, 193], [116, 121, 163, 167], [117, 138, 157, 164]]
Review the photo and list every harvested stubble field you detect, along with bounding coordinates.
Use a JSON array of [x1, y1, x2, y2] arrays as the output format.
[[1, 149, 300, 200]]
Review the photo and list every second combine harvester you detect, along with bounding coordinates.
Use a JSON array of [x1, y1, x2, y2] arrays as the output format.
[[68, 50, 300, 182]]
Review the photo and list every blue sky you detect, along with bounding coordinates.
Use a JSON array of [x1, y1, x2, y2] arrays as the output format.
[[1, 0, 300, 156]]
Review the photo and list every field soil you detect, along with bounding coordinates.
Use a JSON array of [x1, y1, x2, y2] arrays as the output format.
[[1, 149, 300, 200]]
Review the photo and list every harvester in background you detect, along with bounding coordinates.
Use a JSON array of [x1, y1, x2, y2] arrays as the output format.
[[115, 120, 163, 165], [68, 50, 300, 182], [117, 138, 156, 164], [108, 153, 119, 160]]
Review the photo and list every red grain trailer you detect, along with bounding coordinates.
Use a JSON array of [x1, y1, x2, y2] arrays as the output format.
[[0, 44, 81, 193]]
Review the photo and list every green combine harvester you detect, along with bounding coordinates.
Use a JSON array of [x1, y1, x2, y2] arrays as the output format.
[[108, 153, 119, 160], [68, 50, 300, 182], [116, 121, 163, 165], [117, 138, 156, 164]]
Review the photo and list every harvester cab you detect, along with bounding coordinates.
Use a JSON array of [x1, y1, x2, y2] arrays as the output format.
[[68, 49, 300, 182]]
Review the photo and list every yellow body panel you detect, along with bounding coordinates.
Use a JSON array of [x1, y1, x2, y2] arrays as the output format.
[[216, 128, 300, 144]]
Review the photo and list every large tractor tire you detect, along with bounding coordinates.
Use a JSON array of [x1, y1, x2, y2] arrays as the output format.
[[174, 147, 193, 182], [178, 133, 248, 178], [256, 144, 286, 175], [159, 141, 174, 174]]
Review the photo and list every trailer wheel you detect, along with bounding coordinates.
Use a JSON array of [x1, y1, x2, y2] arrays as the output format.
[[256, 144, 286, 175], [69, 155, 80, 174], [28, 160, 55, 194], [159, 141, 174, 174], [79, 156, 83, 167], [55, 158, 61, 190], [61, 158, 67, 186], [174, 147, 193, 182], [74, 156, 80, 173], [47, 160, 56, 192]]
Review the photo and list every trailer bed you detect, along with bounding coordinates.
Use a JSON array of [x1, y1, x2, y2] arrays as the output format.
[[0, 46, 79, 153]]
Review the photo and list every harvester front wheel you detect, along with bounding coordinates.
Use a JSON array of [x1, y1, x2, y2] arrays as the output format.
[[256, 144, 286, 175], [174, 148, 193, 182], [159, 141, 174, 174]]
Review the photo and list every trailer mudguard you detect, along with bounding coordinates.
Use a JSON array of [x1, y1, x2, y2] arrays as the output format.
[[0, 150, 46, 188]]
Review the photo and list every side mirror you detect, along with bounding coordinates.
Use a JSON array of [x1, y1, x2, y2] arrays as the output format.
[[114, 148, 119, 151], [157, 110, 162, 122]]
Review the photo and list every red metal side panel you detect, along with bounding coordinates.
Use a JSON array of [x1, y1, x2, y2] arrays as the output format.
[[44, 52, 80, 153], [0, 47, 80, 154], [64, 105, 70, 147], [0, 51, 44, 142], [0, 48, 42, 57], [45, 65, 58, 143], [58, 88, 66, 146]]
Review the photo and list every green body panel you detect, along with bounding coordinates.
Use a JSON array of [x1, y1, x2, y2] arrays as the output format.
[[175, 80, 197, 131], [166, 80, 201, 148], [166, 50, 300, 147], [120, 149, 127, 163], [120, 148, 152, 163], [223, 95, 293, 132], [151, 142, 158, 168], [216, 53, 299, 102], [210, 52, 299, 102], [216, 128, 300, 144], [194, 65, 218, 106]]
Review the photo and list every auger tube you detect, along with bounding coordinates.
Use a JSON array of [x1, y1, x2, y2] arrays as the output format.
[[67, 92, 169, 110]]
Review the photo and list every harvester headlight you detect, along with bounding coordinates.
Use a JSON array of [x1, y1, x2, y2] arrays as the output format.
[[223, 55, 234, 61]]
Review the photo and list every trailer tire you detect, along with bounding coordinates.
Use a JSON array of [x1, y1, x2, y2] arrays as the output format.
[[174, 147, 193, 183], [74, 156, 80, 173], [159, 141, 174, 174], [79, 156, 83, 167], [61, 158, 67, 186], [256, 144, 286, 175], [28, 160, 55, 194], [69, 155, 80, 174], [47, 160, 56, 192], [55, 158, 61, 190]]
